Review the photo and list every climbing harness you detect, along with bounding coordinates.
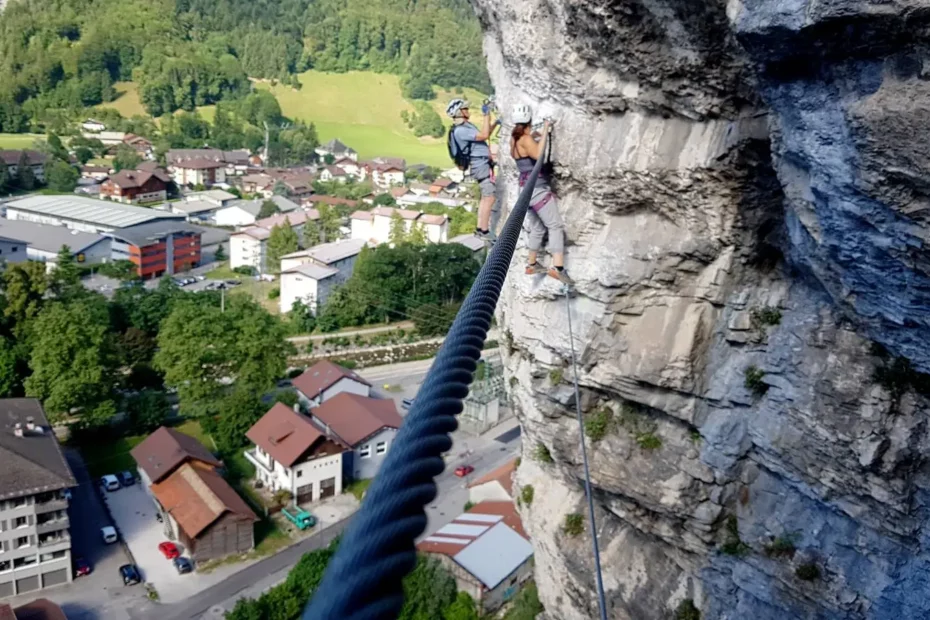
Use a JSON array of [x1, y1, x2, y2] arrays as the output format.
[[564, 285, 609, 620], [303, 151, 547, 620]]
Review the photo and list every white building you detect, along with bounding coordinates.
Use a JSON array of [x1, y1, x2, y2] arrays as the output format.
[[0, 220, 110, 271], [417, 214, 449, 243], [254, 210, 314, 238], [315, 139, 358, 163], [81, 119, 106, 133], [292, 360, 371, 409], [229, 228, 270, 272], [319, 166, 348, 183], [0, 236, 28, 264], [365, 158, 406, 188], [349, 211, 373, 243], [333, 157, 364, 179], [278, 263, 339, 314], [214, 200, 262, 228], [170, 160, 225, 188], [0, 151, 47, 184], [245, 403, 349, 503], [278, 238, 365, 277]]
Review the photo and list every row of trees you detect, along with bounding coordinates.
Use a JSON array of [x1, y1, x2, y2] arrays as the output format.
[[226, 547, 481, 620], [401, 102, 445, 138], [0, 0, 487, 130]]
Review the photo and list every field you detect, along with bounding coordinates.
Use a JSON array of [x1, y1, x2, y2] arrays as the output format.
[[258, 71, 486, 166], [99, 82, 146, 118], [0, 133, 44, 149]]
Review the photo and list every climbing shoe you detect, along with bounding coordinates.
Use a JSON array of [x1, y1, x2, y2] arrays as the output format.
[[548, 267, 574, 286], [525, 262, 547, 275], [475, 228, 491, 240]]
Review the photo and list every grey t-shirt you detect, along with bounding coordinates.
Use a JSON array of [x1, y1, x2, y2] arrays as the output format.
[[454, 122, 492, 180]]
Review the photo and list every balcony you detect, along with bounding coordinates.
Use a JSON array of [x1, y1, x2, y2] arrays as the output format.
[[244, 449, 273, 475], [35, 499, 68, 514], [38, 533, 70, 549], [36, 517, 69, 536]]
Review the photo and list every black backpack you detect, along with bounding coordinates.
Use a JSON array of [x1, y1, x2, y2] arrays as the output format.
[[447, 125, 471, 171]]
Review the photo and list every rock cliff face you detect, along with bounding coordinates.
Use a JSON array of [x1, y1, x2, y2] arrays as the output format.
[[469, 1, 930, 618]]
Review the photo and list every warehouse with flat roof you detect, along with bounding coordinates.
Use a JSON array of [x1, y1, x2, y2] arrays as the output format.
[[0, 219, 111, 269], [5, 195, 183, 234]]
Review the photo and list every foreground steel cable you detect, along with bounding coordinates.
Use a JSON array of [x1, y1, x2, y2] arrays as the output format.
[[303, 153, 545, 619]]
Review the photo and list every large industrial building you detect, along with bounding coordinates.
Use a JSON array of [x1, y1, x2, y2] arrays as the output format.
[[107, 221, 203, 279], [4, 195, 183, 235]]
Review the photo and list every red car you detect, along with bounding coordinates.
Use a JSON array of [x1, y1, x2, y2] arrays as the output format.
[[73, 557, 91, 578], [158, 541, 180, 560], [454, 465, 475, 478]]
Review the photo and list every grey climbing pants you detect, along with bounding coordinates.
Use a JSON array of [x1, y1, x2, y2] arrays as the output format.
[[525, 194, 564, 253]]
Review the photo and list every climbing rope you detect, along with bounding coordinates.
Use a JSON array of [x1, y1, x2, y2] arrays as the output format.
[[303, 152, 547, 620], [564, 287, 609, 620]]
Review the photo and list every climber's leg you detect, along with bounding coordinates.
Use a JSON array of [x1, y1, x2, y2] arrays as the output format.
[[525, 208, 547, 275], [535, 198, 572, 285]]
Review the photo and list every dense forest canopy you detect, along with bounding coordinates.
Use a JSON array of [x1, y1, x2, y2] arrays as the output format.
[[0, 0, 489, 130]]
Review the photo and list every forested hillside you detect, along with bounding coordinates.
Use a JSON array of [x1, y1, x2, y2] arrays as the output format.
[[0, 0, 488, 131]]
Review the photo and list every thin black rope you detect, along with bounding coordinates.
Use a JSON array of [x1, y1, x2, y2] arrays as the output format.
[[302, 151, 546, 620], [565, 288, 609, 620]]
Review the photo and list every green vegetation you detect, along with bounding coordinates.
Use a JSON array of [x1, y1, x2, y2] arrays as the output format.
[[345, 479, 373, 501], [744, 365, 769, 397], [503, 582, 544, 620], [690, 430, 702, 444], [549, 368, 563, 385], [564, 513, 584, 537], [675, 599, 701, 620], [751, 306, 782, 327], [764, 533, 798, 560], [636, 433, 662, 451], [533, 442, 554, 464], [521, 485, 535, 506], [720, 515, 750, 557], [0, 134, 43, 149], [463, 501, 475, 511], [584, 407, 614, 442], [795, 563, 821, 581], [872, 350, 930, 401]]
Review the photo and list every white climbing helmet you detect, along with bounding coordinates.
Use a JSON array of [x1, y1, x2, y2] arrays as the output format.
[[446, 99, 469, 119], [511, 103, 532, 125]]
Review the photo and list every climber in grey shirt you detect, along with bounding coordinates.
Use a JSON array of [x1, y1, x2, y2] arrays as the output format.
[[447, 99, 500, 238]]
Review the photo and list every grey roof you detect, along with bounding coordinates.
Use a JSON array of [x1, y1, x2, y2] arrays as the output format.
[[220, 199, 262, 217], [6, 195, 182, 229], [234, 227, 271, 241], [282, 238, 366, 265], [172, 199, 221, 215], [452, 522, 534, 589], [0, 219, 107, 254], [450, 233, 485, 252], [0, 399, 76, 500], [185, 190, 236, 203], [320, 139, 356, 155], [269, 195, 300, 212], [189, 225, 231, 247], [107, 220, 202, 247], [283, 263, 339, 280]]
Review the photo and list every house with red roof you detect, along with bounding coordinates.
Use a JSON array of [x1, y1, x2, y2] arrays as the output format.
[[292, 360, 371, 408], [310, 392, 402, 480], [417, 501, 533, 613], [245, 403, 350, 503], [467, 458, 516, 503]]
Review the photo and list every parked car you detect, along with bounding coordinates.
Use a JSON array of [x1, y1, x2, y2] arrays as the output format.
[[73, 557, 91, 578], [402, 398, 415, 410], [454, 465, 475, 477], [100, 475, 120, 492], [225, 280, 241, 287], [101, 526, 118, 544], [118, 471, 135, 486], [173, 557, 193, 575], [158, 541, 180, 560], [173, 277, 188, 287], [119, 564, 141, 586]]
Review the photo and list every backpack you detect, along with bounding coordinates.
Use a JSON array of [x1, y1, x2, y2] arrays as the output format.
[[447, 125, 472, 171]]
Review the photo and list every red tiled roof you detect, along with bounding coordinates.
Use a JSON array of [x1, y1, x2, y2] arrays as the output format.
[[151, 461, 256, 539], [312, 393, 401, 447], [246, 403, 340, 468], [389, 187, 409, 198], [132, 427, 222, 484], [175, 158, 223, 170], [292, 360, 370, 400], [12, 598, 67, 620], [432, 178, 454, 188], [0, 150, 47, 167], [255, 211, 313, 229], [416, 500, 528, 556], [107, 169, 167, 190], [350, 210, 373, 221], [396, 209, 419, 220], [467, 458, 516, 497]]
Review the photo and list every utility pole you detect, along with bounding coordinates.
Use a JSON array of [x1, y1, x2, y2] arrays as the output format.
[[221, 286, 225, 313], [263, 121, 270, 166]]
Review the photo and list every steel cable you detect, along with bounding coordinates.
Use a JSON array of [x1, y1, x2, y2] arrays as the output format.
[[302, 152, 546, 620]]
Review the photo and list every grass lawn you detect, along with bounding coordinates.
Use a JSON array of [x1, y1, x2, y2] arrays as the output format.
[[0, 134, 44, 149], [205, 263, 279, 314], [257, 71, 486, 167], [344, 479, 372, 501], [99, 82, 146, 118]]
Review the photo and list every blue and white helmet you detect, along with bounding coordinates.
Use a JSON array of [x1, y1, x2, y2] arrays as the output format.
[[446, 98, 469, 119]]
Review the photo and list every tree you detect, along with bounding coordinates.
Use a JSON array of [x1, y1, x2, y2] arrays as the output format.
[[214, 243, 226, 262], [74, 146, 94, 165], [373, 193, 396, 207], [443, 592, 479, 620], [113, 144, 142, 172], [503, 582, 544, 620], [209, 388, 265, 453], [302, 219, 321, 248], [0, 336, 20, 398], [24, 296, 118, 422], [389, 212, 407, 245], [317, 204, 342, 243], [3, 261, 49, 330], [46, 160, 79, 192], [323, 154, 335, 165], [399, 556, 457, 620], [258, 200, 281, 219], [49, 246, 82, 299], [266, 224, 300, 271], [407, 223, 427, 246], [289, 299, 316, 332], [45, 133, 68, 161], [0, 160, 10, 193], [125, 390, 170, 434], [16, 152, 36, 190]]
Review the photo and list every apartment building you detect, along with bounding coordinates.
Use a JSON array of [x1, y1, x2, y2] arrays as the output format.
[[0, 400, 76, 599]]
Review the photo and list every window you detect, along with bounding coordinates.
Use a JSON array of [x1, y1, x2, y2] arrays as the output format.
[[376, 442, 387, 455], [359, 444, 371, 458], [297, 470, 303, 478], [14, 555, 36, 568], [0, 560, 9, 573], [15, 536, 29, 549], [11, 247, 16, 252], [11, 497, 27, 508], [40, 550, 66, 562], [13, 516, 27, 529]]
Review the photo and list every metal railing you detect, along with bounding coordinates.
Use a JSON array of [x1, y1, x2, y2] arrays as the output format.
[[303, 154, 545, 619]]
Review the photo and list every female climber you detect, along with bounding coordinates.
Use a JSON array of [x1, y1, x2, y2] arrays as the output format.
[[510, 104, 572, 285]]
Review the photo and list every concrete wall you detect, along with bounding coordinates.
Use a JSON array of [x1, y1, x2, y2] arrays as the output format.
[[279, 271, 321, 315], [351, 427, 397, 480], [0, 239, 27, 264], [230, 235, 264, 271], [350, 219, 372, 242]]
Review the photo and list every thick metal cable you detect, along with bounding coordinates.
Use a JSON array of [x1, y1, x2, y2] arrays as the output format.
[[303, 153, 546, 620], [565, 289, 609, 620]]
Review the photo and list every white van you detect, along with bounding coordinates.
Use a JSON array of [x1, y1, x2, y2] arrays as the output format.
[[100, 475, 120, 492], [101, 526, 118, 544]]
